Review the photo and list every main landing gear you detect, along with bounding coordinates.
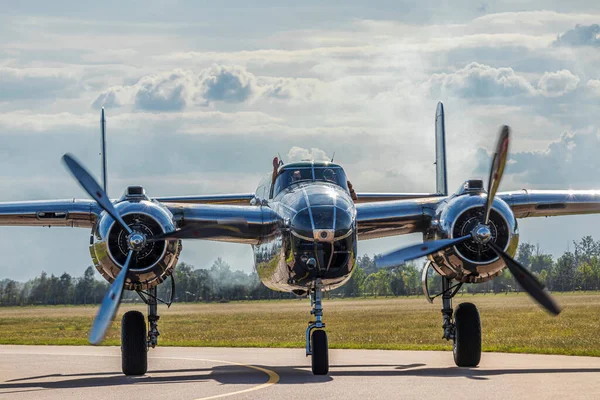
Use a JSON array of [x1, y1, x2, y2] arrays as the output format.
[[440, 278, 482, 367], [121, 286, 162, 375], [306, 282, 329, 375]]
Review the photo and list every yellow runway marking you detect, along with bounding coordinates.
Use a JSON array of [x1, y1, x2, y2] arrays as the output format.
[[152, 356, 280, 400], [0, 350, 280, 400]]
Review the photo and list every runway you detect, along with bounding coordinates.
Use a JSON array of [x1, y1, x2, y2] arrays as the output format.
[[1, 346, 599, 399]]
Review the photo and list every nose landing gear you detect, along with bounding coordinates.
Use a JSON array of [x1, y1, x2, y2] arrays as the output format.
[[439, 277, 482, 367], [121, 285, 168, 375], [306, 281, 329, 375]]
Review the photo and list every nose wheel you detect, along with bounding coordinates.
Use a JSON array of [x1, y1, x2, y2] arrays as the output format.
[[306, 282, 329, 375], [440, 278, 482, 367], [453, 302, 481, 367], [121, 310, 147, 375]]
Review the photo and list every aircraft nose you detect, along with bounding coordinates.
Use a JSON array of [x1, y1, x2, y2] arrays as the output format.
[[290, 202, 354, 242]]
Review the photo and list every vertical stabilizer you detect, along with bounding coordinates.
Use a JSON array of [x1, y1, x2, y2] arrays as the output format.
[[435, 102, 448, 195], [100, 108, 108, 195]]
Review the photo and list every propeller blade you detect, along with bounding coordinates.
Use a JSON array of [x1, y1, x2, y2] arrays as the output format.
[[483, 125, 510, 225], [62, 154, 132, 235], [488, 241, 561, 315], [375, 235, 472, 269], [89, 250, 134, 345], [147, 219, 249, 242]]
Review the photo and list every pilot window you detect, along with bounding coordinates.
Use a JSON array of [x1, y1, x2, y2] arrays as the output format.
[[273, 166, 349, 196]]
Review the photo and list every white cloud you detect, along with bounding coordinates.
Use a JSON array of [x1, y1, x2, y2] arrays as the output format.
[[537, 70, 580, 97], [287, 147, 330, 162], [477, 129, 600, 187], [553, 24, 600, 47], [92, 65, 263, 111], [0, 67, 78, 101], [587, 79, 600, 96], [427, 62, 536, 98], [199, 64, 257, 103]]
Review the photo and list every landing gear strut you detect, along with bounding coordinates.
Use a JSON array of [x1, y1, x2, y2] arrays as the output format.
[[306, 281, 329, 375], [440, 278, 482, 367]]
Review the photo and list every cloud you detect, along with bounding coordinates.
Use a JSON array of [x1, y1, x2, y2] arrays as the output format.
[[587, 79, 600, 96], [91, 65, 259, 111], [0, 67, 78, 101], [134, 70, 190, 111], [92, 88, 125, 109], [553, 24, 600, 47], [199, 65, 256, 103], [478, 130, 600, 187], [287, 147, 330, 162], [537, 70, 580, 97], [427, 62, 536, 98]]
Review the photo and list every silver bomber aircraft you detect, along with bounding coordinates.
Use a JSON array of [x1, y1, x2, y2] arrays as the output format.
[[1, 102, 599, 376]]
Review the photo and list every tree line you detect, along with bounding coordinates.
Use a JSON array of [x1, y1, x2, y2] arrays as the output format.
[[1, 236, 600, 305]]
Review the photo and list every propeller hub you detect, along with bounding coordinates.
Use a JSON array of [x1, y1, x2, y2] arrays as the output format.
[[127, 231, 147, 251], [471, 224, 492, 244]]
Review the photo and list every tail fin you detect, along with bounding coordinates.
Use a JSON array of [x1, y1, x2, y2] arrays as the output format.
[[435, 102, 448, 195], [100, 108, 108, 195]]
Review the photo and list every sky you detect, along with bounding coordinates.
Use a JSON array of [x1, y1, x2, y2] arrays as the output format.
[[1, 1, 600, 281]]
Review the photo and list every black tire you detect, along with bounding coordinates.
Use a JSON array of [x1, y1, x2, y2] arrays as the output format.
[[311, 329, 329, 375], [453, 302, 481, 367], [121, 310, 148, 376]]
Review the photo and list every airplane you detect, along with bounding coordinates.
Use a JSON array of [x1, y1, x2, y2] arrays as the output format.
[[1, 102, 598, 377]]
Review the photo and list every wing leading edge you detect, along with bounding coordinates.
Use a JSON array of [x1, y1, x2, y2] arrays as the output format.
[[0, 199, 100, 228], [499, 189, 600, 218]]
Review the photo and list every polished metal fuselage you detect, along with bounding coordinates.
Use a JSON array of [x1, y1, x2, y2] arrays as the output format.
[[254, 182, 357, 293]]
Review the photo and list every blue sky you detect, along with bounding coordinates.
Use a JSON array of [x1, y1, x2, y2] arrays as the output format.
[[1, 2, 600, 280]]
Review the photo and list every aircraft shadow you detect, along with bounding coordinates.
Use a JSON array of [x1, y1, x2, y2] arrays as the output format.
[[4, 363, 600, 393], [0, 365, 268, 395], [274, 363, 600, 383]]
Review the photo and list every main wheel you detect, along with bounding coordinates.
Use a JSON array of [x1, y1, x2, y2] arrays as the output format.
[[121, 310, 148, 376], [453, 302, 481, 367], [311, 329, 329, 375]]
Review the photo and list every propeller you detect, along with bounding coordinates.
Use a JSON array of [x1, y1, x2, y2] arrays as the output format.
[[489, 242, 560, 315], [375, 126, 562, 315], [89, 250, 134, 344], [376, 235, 472, 269], [62, 154, 138, 344], [483, 125, 509, 225], [62, 154, 132, 235]]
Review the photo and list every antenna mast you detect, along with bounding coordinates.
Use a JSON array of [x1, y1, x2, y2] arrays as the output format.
[[100, 108, 108, 195]]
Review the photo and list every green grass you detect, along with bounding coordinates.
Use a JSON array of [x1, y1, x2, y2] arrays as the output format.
[[1, 292, 600, 356]]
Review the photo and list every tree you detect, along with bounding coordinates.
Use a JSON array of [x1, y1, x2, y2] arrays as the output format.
[[516, 243, 535, 270], [553, 252, 576, 291]]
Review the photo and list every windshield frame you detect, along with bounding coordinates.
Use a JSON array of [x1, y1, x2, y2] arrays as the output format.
[[272, 165, 349, 197]]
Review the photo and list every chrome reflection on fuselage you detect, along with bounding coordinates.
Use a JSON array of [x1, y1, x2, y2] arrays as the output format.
[[254, 180, 357, 293]]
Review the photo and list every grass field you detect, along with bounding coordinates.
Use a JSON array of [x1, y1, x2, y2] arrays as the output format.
[[1, 292, 599, 357]]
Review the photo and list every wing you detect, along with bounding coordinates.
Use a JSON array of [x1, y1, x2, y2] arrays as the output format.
[[0, 199, 101, 228], [154, 194, 255, 205], [163, 202, 279, 244], [356, 197, 444, 240], [355, 193, 442, 203], [499, 190, 600, 218]]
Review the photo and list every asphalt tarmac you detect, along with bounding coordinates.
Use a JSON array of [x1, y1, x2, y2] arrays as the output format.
[[0, 345, 599, 399]]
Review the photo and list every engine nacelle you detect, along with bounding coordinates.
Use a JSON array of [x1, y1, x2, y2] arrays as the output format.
[[424, 181, 519, 283], [89, 199, 182, 290]]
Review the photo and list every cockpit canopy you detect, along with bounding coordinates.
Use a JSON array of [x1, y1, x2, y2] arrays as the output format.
[[273, 162, 349, 197]]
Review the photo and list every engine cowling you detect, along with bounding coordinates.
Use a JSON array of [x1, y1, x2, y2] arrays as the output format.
[[424, 188, 519, 283], [89, 199, 182, 290]]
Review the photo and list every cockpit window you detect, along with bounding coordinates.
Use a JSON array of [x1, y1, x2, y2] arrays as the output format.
[[273, 166, 349, 196]]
